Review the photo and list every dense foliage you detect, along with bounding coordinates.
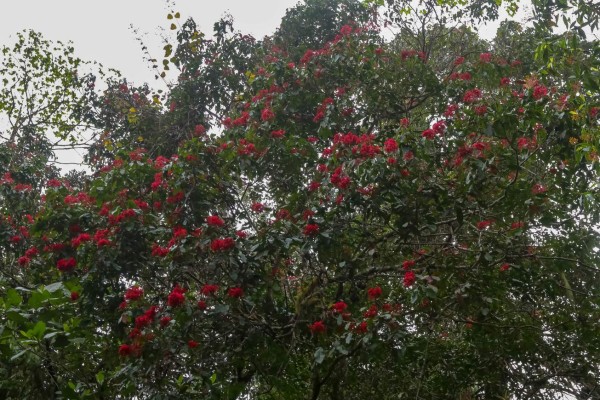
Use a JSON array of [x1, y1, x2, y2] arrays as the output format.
[[1, 1, 600, 399]]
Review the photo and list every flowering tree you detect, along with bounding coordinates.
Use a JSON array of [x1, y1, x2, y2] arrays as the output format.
[[2, 1, 600, 399]]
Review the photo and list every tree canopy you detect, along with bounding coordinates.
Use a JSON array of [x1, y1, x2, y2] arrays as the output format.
[[1, 1, 600, 399]]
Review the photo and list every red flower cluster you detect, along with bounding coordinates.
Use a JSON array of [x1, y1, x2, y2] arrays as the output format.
[[151, 244, 169, 257], [201, 284, 219, 296], [332, 301, 348, 313], [383, 138, 398, 153], [206, 215, 225, 227], [403, 271, 416, 287], [227, 287, 244, 298], [476, 220, 493, 230], [303, 224, 319, 236], [167, 286, 186, 307], [364, 304, 378, 318], [367, 286, 382, 300], [57, 257, 77, 272], [309, 320, 326, 334], [125, 286, 144, 301], [71, 233, 91, 248], [210, 237, 235, 251]]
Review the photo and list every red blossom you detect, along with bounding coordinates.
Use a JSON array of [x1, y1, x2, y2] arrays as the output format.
[[135, 314, 152, 329], [332, 301, 348, 313], [383, 138, 399, 153], [70, 291, 80, 301], [532, 184, 547, 195], [271, 129, 285, 138], [402, 260, 415, 270], [403, 271, 416, 287], [18, 256, 30, 266], [167, 286, 186, 307], [210, 237, 235, 251], [303, 224, 319, 236], [118, 344, 133, 356], [188, 340, 199, 348], [533, 85, 548, 100], [261, 107, 275, 121], [206, 215, 225, 227], [367, 286, 382, 300], [309, 320, 326, 334], [355, 321, 368, 334], [227, 287, 244, 298], [477, 220, 493, 230], [364, 304, 378, 318], [57, 257, 77, 272], [201, 284, 219, 296], [125, 286, 144, 301]]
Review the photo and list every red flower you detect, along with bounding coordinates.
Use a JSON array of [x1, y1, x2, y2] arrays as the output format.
[[57, 257, 77, 272], [194, 124, 206, 136], [332, 301, 348, 313], [151, 244, 169, 257], [201, 284, 219, 296], [70, 291, 80, 301], [261, 108, 275, 121], [210, 237, 235, 251], [309, 320, 326, 334], [71, 233, 91, 248], [355, 321, 368, 334], [118, 344, 132, 356], [197, 300, 207, 310], [125, 286, 144, 301], [532, 85, 548, 100], [303, 224, 319, 236], [17, 255, 31, 267], [159, 316, 172, 328], [511, 221, 525, 230], [383, 138, 398, 153], [532, 183, 547, 195], [25, 247, 38, 257], [422, 129, 435, 140], [188, 340, 199, 348], [251, 202, 264, 212], [500, 263, 510, 271], [364, 304, 378, 318], [367, 286, 382, 300], [206, 215, 225, 227], [227, 287, 244, 298], [402, 259, 415, 270], [403, 271, 416, 287], [340, 24, 353, 36], [271, 129, 285, 138], [172, 226, 188, 240], [167, 286, 186, 307], [477, 220, 493, 230], [479, 52, 492, 63], [135, 314, 152, 329]]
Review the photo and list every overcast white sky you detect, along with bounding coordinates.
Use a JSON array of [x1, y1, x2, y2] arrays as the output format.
[[0, 0, 300, 87]]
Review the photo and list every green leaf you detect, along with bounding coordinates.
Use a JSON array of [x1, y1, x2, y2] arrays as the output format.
[[6, 289, 22, 306], [30, 321, 46, 339]]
